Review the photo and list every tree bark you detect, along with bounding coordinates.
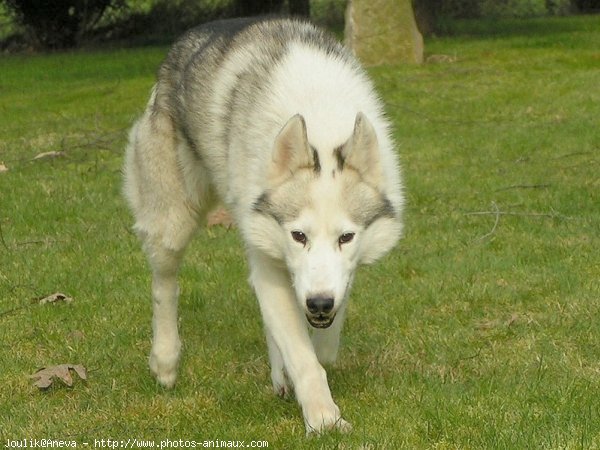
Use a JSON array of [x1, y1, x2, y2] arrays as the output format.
[[345, 0, 424, 66]]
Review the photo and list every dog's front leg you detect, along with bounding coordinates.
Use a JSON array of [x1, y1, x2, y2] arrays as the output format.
[[265, 328, 289, 398], [248, 250, 351, 434]]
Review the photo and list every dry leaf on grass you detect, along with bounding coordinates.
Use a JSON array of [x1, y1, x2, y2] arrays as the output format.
[[207, 207, 234, 228], [426, 54, 458, 63], [32, 151, 65, 160], [35, 292, 73, 305], [0, 162, 8, 173], [68, 330, 85, 341], [30, 364, 87, 389]]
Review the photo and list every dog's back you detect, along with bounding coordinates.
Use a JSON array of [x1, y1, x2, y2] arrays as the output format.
[[147, 18, 398, 215]]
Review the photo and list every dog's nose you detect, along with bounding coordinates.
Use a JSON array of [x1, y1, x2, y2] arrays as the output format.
[[306, 296, 334, 315]]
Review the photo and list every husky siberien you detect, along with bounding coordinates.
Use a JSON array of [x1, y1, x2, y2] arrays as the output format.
[[123, 17, 403, 434]]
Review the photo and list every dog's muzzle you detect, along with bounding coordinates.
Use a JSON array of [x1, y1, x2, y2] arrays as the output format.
[[306, 295, 335, 328]]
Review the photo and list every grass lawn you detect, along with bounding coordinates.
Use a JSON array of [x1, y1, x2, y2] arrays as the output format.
[[1, 15, 599, 449]]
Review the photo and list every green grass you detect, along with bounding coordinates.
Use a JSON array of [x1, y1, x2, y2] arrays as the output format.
[[1, 15, 599, 449]]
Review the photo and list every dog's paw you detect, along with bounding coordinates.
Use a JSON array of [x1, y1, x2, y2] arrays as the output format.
[[271, 367, 290, 398], [303, 401, 352, 435], [149, 347, 180, 389]]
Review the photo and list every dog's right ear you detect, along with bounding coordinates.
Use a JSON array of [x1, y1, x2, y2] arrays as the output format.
[[269, 114, 313, 184]]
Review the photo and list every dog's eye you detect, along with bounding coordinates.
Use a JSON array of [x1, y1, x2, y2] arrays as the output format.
[[291, 231, 307, 246], [338, 232, 355, 245]]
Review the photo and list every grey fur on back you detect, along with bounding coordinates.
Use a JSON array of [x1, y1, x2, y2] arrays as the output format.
[[152, 17, 355, 164]]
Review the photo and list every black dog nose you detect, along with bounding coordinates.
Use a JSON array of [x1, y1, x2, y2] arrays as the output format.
[[306, 296, 334, 315]]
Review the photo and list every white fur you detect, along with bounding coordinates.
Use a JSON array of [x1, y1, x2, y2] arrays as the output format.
[[123, 21, 403, 435]]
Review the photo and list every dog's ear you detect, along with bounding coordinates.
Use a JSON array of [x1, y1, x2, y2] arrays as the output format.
[[340, 112, 383, 188], [269, 114, 314, 184]]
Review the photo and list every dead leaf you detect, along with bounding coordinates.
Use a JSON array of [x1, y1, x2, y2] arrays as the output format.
[[68, 330, 85, 341], [0, 162, 8, 173], [506, 313, 520, 327], [35, 292, 73, 305], [207, 207, 234, 228], [32, 151, 65, 160], [30, 364, 87, 389], [426, 54, 458, 63], [475, 318, 500, 330]]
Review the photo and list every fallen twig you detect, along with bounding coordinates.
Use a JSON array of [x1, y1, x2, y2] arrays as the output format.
[[466, 203, 565, 242], [473, 201, 501, 242], [494, 184, 551, 192], [552, 151, 592, 159], [0, 220, 9, 252], [0, 305, 27, 318], [15, 238, 66, 247], [465, 210, 561, 218]]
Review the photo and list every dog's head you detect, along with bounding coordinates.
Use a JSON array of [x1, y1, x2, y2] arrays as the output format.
[[248, 113, 402, 328]]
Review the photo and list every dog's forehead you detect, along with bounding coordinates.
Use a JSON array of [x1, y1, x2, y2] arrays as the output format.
[[309, 169, 353, 205], [303, 176, 352, 221], [307, 169, 389, 228], [307, 169, 371, 226], [254, 159, 393, 229]]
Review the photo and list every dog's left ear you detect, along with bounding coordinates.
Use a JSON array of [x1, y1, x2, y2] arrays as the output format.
[[269, 114, 314, 184], [340, 112, 383, 189]]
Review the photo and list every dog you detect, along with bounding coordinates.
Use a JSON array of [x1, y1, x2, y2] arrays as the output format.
[[123, 17, 403, 434]]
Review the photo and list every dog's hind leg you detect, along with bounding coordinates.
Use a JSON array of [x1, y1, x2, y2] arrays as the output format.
[[124, 98, 203, 388], [145, 240, 188, 388]]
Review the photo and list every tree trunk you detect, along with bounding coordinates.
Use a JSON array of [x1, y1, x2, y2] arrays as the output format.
[[345, 0, 424, 66]]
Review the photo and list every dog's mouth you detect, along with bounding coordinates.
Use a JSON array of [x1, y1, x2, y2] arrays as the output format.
[[306, 314, 335, 329]]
